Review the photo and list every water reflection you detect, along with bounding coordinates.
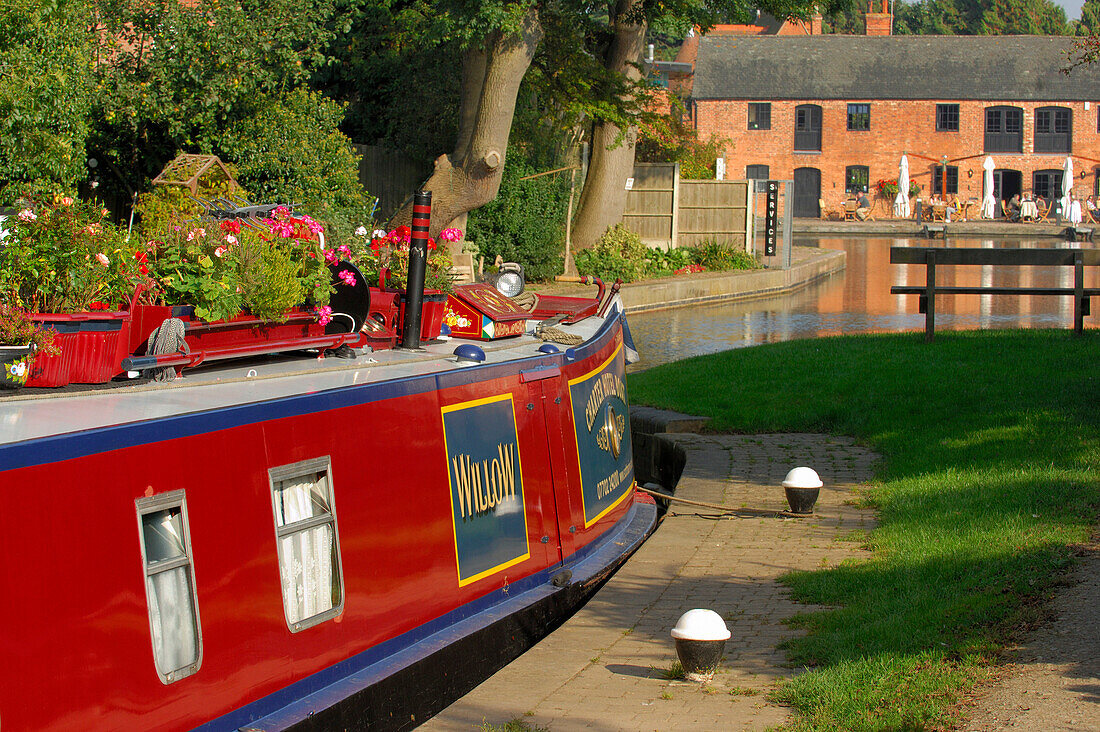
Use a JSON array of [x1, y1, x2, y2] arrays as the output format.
[[627, 235, 1099, 371]]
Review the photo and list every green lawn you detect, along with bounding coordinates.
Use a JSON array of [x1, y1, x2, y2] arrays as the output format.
[[627, 329, 1100, 730]]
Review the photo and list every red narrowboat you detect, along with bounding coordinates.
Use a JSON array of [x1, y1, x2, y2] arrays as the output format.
[[0, 300, 652, 730]]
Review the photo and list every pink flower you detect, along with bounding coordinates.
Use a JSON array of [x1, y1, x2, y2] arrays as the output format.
[[314, 305, 333, 326], [270, 219, 294, 238], [389, 226, 412, 245], [337, 245, 351, 257], [440, 227, 463, 242], [16, 209, 36, 222], [273, 205, 291, 218], [95, 252, 110, 266], [60, 197, 73, 206], [214, 246, 228, 258], [323, 249, 338, 265], [338, 270, 357, 287], [301, 215, 324, 235]]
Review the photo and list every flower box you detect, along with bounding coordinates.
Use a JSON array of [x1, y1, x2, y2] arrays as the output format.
[[396, 290, 447, 343], [27, 311, 134, 387]]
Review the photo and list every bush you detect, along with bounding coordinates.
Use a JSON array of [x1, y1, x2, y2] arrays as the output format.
[[689, 240, 758, 271], [218, 87, 376, 247], [465, 150, 569, 282], [574, 224, 649, 282]]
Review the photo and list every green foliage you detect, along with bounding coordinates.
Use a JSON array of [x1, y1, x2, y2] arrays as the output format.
[[887, 0, 1069, 35], [465, 151, 569, 282], [0, 197, 146, 312], [629, 330, 1100, 729], [575, 229, 757, 282], [146, 208, 333, 322], [637, 104, 731, 180], [689, 239, 757, 271], [236, 239, 308, 321], [0, 0, 94, 202], [1079, 0, 1100, 35], [574, 224, 650, 282], [91, 0, 340, 194], [218, 88, 373, 223], [0, 303, 60, 356]]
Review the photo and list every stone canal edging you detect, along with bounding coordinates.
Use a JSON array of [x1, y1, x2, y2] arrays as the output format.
[[533, 246, 846, 314]]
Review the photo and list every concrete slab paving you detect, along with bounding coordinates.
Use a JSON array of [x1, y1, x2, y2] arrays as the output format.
[[421, 433, 878, 731]]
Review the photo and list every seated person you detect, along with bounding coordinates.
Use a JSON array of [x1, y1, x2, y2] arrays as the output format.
[[1036, 195, 1048, 215], [1007, 194, 1021, 221], [855, 191, 871, 220], [1087, 196, 1098, 221]]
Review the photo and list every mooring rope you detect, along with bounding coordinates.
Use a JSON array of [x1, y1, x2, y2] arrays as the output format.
[[635, 483, 808, 519], [144, 318, 188, 382], [535, 325, 584, 345], [511, 290, 540, 312]]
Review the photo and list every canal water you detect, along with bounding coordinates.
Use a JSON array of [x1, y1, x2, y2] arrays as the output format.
[[626, 235, 1100, 371]]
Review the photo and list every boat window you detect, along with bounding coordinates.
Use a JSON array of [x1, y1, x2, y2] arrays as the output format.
[[136, 491, 202, 684], [269, 457, 344, 631]]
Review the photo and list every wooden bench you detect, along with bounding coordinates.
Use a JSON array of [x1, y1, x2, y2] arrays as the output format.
[[890, 246, 1100, 342]]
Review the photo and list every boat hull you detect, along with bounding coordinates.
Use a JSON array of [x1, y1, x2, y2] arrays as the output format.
[[0, 311, 647, 730]]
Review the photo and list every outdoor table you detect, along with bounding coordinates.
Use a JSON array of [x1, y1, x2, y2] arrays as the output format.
[[1020, 201, 1038, 221]]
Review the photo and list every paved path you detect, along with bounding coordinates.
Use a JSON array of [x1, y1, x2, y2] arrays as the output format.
[[422, 433, 877, 731]]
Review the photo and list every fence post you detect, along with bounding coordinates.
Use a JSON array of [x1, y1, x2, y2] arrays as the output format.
[[924, 249, 937, 343], [671, 162, 681, 249], [1074, 250, 1084, 334]]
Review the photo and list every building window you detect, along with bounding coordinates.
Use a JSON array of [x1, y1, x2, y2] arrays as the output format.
[[932, 165, 959, 196], [984, 106, 1023, 153], [746, 164, 770, 192], [137, 491, 202, 684], [936, 104, 960, 132], [794, 104, 822, 151], [270, 457, 343, 632], [845, 165, 870, 194], [747, 103, 771, 130], [1033, 169, 1064, 201], [1034, 106, 1072, 154], [847, 103, 870, 131]]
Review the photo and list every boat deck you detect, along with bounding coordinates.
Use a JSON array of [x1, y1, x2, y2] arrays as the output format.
[[0, 317, 605, 446]]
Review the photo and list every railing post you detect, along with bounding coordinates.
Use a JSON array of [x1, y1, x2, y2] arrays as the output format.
[[924, 249, 936, 343], [400, 190, 431, 350], [1074, 250, 1084, 334]]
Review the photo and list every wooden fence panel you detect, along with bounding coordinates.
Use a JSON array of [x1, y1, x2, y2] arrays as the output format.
[[621, 164, 752, 250], [622, 163, 678, 248], [351, 144, 430, 222]]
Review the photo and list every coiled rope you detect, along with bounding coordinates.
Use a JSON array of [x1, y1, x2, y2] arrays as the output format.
[[144, 318, 188, 382]]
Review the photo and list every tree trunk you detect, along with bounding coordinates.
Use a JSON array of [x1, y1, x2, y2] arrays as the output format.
[[392, 9, 543, 237], [568, 0, 647, 256]]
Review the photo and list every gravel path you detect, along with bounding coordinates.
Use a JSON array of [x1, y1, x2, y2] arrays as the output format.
[[958, 544, 1100, 731]]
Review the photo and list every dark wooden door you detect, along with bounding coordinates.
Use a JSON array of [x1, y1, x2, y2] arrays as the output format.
[[793, 167, 821, 218]]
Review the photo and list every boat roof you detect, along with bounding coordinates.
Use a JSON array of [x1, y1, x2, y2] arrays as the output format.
[[0, 316, 609, 446]]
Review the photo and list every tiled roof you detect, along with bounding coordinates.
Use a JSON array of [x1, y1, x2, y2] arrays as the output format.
[[693, 35, 1099, 101]]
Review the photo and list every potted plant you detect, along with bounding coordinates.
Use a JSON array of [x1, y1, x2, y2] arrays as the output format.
[[0, 196, 152, 386], [350, 225, 458, 341], [0, 303, 60, 389]]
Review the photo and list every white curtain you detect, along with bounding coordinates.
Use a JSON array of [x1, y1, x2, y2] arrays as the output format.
[[146, 566, 198, 675], [275, 476, 335, 624]]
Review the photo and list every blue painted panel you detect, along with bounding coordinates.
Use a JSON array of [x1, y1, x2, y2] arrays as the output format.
[[441, 394, 530, 585]]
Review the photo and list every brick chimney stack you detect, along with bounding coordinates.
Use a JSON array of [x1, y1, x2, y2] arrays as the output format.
[[865, 0, 892, 35]]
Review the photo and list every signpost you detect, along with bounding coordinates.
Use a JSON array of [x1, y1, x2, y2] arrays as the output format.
[[765, 180, 779, 257]]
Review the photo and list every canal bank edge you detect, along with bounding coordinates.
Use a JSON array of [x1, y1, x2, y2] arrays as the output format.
[[534, 246, 845, 313]]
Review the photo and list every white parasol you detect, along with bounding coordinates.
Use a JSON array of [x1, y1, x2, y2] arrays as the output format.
[[1061, 156, 1073, 219], [893, 155, 910, 218], [981, 156, 996, 219]]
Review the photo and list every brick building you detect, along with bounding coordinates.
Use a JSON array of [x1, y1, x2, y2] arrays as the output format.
[[690, 29, 1100, 217]]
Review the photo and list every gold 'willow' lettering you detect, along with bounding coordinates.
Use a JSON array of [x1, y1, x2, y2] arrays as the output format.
[[584, 372, 627, 431], [452, 443, 519, 519]]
